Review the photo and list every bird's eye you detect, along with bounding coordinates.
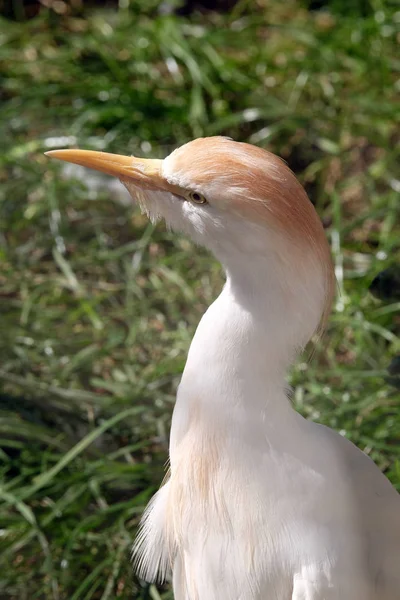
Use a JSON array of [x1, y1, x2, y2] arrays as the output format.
[[187, 191, 207, 205]]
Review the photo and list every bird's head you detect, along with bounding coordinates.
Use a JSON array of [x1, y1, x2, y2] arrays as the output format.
[[47, 136, 334, 347]]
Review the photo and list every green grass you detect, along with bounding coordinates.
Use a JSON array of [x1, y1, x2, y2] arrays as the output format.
[[0, 1, 399, 598]]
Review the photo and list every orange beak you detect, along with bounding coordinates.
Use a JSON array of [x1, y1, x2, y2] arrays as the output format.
[[45, 149, 182, 195]]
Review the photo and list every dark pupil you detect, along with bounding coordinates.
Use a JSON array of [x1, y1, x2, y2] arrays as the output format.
[[192, 193, 201, 201]]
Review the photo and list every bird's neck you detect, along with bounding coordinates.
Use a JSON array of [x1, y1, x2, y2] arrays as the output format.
[[170, 266, 302, 455]]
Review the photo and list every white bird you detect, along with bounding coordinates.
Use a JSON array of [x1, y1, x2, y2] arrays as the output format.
[[47, 137, 400, 600]]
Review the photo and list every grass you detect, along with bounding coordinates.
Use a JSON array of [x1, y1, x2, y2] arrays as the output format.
[[0, 0, 399, 598]]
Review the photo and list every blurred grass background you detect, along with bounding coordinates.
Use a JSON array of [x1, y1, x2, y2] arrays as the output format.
[[0, 0, 399, 598]]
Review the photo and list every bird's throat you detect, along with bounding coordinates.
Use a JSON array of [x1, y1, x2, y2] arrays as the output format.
[[169, 275, 298, 457]]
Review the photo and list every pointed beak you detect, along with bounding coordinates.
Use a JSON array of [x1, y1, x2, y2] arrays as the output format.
[[45, 149, 181, 194]]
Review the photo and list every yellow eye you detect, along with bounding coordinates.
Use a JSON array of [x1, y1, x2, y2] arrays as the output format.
[[187, 191, 207, 205]]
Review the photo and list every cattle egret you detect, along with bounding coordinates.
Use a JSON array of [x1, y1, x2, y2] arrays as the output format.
[[47, 137, 400, 600]]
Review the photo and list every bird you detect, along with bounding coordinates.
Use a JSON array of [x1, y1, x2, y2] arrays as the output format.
[[46, 137, 400, 600]]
